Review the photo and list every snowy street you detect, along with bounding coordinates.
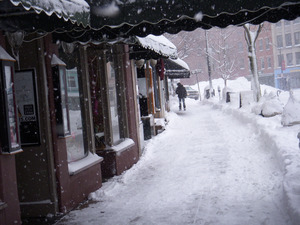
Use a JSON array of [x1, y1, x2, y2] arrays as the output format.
[[57, 95, 292, 225]]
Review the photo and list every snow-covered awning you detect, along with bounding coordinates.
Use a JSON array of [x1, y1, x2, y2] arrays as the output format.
[[87, 0, 300, 38], [136, 35, 178, 59], [164, 58, 190, 79], [0, 0, 90, 33], [10, 0, 90, 27], [49, 0, 300, 44]]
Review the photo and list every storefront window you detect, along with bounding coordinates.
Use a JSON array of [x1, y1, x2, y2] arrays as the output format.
[[65, 68, 86, 162], [5, 66, 19, 148], [107, 62, 121, 145]]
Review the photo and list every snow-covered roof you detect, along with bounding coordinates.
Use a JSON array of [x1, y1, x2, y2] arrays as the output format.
[[0, 46, 15, 61], [136, 35, 178, 59], [164, 57, 190, 79], [170, 58, 190, 70], [10, 0, 90, 27], [51, 54, 66, 66]]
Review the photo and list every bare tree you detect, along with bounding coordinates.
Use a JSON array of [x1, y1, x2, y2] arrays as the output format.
[[209, 28, 237, 87], [243, 23, 264, 102]]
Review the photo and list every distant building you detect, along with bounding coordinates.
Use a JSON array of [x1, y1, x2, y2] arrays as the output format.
[[271, 18, 300, 90]]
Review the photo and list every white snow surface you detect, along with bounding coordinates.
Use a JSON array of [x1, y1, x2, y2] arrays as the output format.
[[0, 46, 15, 61], [57, 77, 300, 225], [136, 35, 178, 59]]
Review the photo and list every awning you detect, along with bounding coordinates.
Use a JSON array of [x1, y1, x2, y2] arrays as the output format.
[[131, 35, 178, 60], [10, 0, 90, 27], [51, 0, 300, 43], [87, 0, 300, 37], [164, 58, 190, 79], [0, 0, 90, 32]]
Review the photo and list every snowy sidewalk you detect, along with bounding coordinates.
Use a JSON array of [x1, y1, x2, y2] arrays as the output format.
[[56, 98, 291, 225]]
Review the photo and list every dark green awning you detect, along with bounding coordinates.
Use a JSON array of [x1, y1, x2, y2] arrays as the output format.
[[10, 0, 90, 27], [87, 0, 300, 37], [0, 0, 90, 32], [165, 58, 190, 79]]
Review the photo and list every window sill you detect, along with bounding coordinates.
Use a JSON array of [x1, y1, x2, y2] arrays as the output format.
[[105, 138, 135, 154], [1, 148, 23, 155], [68, 152, 103, 176]]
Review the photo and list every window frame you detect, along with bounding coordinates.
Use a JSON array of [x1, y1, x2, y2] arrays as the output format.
[[52, 64, 71, 137], [286, 53, 293, 66], [277, 35, 283, 48], [285, 33, 292, 47], [99, 47, 129, 147], [0, 60, 22, 154]]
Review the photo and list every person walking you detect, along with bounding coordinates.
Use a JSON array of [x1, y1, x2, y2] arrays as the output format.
[[176, 82, 187, 110]]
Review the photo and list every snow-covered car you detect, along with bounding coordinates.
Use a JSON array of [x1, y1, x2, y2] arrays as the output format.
[[184, 86, 199, 100]]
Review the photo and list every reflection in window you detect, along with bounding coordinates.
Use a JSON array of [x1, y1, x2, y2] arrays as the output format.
[[278, 55, 283, 68], [261, 58, 265, 70], [267, 57, 272, 68], [265, 38, 270, 50], [296, 52, 300, 65], [295, 32, 300, 45], [107, 62, 121, 145], [277, 35, 283, 48], [285, 33, 292, 47], [258, 39, 263, 51], [286, 53, 293, 66], [65, 68, 86, 162], [5, 66, 19, 148], [59, 68, 70, 134]]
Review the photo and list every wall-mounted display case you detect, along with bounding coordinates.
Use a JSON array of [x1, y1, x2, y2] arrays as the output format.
[[0, 46, 22, 153], [14, 69, 40, 145]]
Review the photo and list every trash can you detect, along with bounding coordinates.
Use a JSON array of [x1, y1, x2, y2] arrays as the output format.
[[141, 116, 151, 140]]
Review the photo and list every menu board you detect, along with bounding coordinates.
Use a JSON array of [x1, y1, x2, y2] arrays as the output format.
[[14, 69, 40, 145]]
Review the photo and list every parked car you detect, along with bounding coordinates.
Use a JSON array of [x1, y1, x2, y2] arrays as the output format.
[[184, 85, 199, 100]]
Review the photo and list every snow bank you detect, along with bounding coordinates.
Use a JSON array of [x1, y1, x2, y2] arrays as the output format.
[[282, 90, 300, 126], [201, 77, 300, 225]]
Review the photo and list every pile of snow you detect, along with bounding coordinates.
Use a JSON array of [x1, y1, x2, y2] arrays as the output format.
[[193, 77, 300, 224], [282, 90, 300, 126]]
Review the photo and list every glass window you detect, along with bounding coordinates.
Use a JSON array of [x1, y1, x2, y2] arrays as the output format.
[[261, 58, 265, 70], [258, 39, 263, 51], [67, 76, 77, 89], [277, 35, 283, 48], [285, 33, 292, 47], [296, 52, 300, 65], [278, 55, 283, 68], [294, 32, 300, 45], [265, 38, 270, 50], [4, 66, 19, 149], [65, 68, 86, 162], [107, 62, 121, 145], [267, 57, 272, 68], [59, 68, 70, 134], [286, 53, 293, 66]]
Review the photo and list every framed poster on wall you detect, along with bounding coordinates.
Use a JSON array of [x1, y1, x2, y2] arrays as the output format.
[[15, 69, 40, 145]]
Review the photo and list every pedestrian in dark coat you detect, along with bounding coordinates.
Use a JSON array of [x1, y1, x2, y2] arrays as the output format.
[[176, 82, 187, 110]]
